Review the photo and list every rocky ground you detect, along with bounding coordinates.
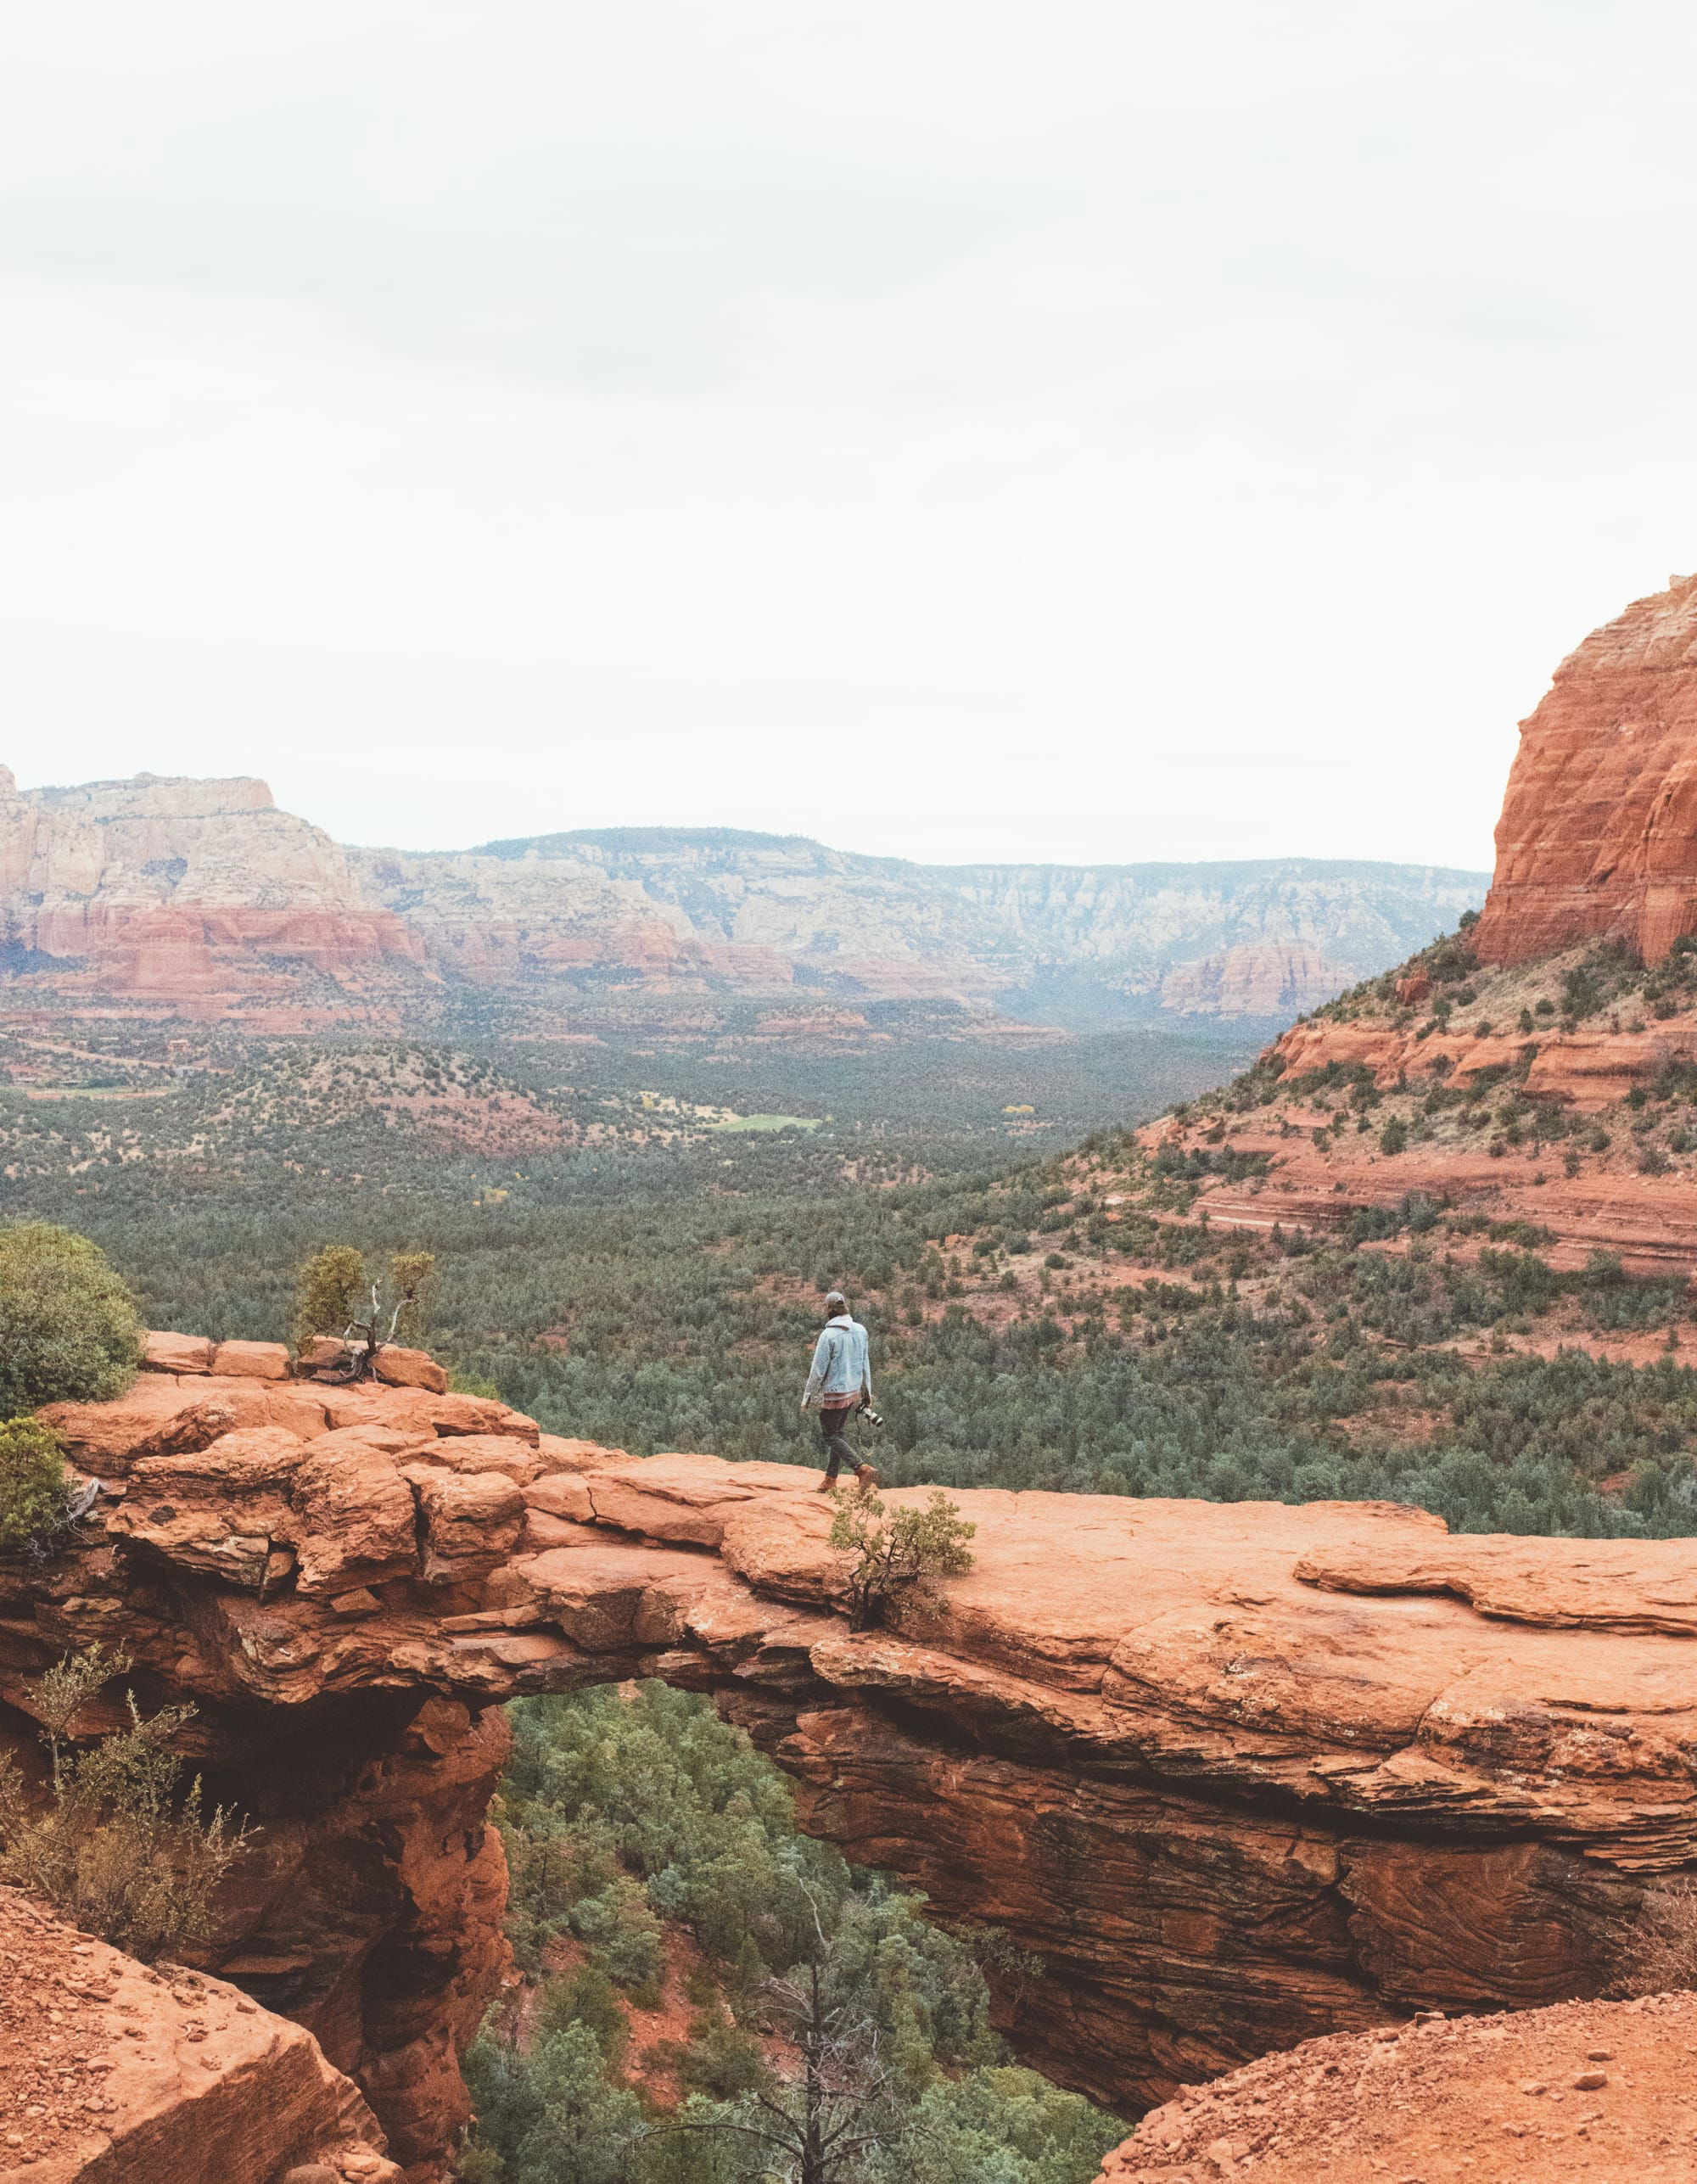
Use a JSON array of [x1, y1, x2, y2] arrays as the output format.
[[1097, 1991, 1697, 2182], [0, 1887, 398, 2184]]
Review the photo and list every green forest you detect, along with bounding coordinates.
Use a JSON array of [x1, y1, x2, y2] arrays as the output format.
[[4, 1034, 1695, 1537], [462, 1683, 1120, 2183], [3, 1011, 1697, 1537]]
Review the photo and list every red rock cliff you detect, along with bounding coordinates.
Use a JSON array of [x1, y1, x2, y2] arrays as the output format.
[[1474, 572, 1697, 966], [15, 1358, 1697, 2176], [0, 770, 424, 1010]]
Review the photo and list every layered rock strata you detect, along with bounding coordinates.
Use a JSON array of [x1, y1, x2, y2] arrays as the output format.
[[0, 1885, 399, 2184], [1144, 1101, 1697, 1276], [12, 1354, 1697, 2172], [0, 766, 1484, 1022], [1474, 571, 1697, 968], [0, 771, 424, 1006]]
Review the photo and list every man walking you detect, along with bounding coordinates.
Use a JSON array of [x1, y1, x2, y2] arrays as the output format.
[[801, 1290, 878, 1491]]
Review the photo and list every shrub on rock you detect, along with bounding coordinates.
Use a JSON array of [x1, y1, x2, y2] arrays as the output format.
[[0, 1644, 249, 1962], [829, 1486, 977, 1632], [0, 1417, 74, 1554], [0, 1222, 139, 1415]]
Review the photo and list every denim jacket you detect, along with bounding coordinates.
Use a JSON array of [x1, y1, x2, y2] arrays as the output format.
[[802, 1315, 872, 1407]]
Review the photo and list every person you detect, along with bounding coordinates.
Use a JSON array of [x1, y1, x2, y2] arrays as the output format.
[[801, 1290, 878, 1491]]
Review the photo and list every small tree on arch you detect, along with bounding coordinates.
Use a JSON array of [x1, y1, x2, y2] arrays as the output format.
[[828, 1487, 976, 1632], [293, 1246, 437, 1377]]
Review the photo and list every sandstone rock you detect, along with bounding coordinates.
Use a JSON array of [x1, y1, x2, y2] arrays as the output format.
[[290, 1442, 422, 1596], [39, 1374, 328, 1474], [523, 1472, 596, 1521], [1157, 942, 1348, 1018], [1144, 1061, 1697, 1275], [109, 1427, 307, 1585], [533, 1432, 637, 1475], [412, 1431, 540, 1484], [142, 1330, 213, 1375], [1475, 572, 1697, 966], [0, 766, 1483, 1026], [1095, 1991, 1697, 2181], [404, 1463, 527, 1581], [210, 1339, 292, 1380], [584, 1451, 800, 1545], [518, 1508, 597, 1551], [25, 1364, 1697, 2173], [0, 1885, 399, 2184], [512, 1543, 714, 1652], [0, 770, 424, 1016], [372, 1345, 450, 1394], [319, 1386, 538, 1443], [297, 1336, 353, 1372]]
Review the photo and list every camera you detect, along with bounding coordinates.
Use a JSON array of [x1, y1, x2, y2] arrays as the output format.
[[860, 1403, 885, 1431]]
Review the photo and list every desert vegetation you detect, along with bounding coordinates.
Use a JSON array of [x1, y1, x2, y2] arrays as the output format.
[[0, 1417, 76, 1554], [459, 1683, 1119, 2184], [6, 1051, 1697, 1535], [0, 1220, 137, 1417], [828, 1487, 977, 1631], [0, 1645, 249, 1963]]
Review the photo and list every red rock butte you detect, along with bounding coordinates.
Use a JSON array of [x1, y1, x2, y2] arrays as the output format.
[[1474, 571, 1697, 966], [12, 1343, 1697, 2179]]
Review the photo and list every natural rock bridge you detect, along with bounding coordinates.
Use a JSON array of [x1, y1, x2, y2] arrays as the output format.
[[12, 1344, 1697, 2179]]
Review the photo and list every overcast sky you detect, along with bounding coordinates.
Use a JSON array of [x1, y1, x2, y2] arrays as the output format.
[[3, 1, 1694, 869]]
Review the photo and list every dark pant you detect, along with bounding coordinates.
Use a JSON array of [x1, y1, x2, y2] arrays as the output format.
[[820, 1402, 859, 1480]]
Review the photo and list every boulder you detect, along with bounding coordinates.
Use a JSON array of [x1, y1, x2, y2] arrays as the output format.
[[403, 1463, 527, 1581], [210, 1338, 292, 1380], [297, 1334, 353, 1372], [112, 1426, 308, 1586], [291, 1442, 423, 1595], [0, 1886, 400, 2184], [143, 1329, 214, 1374], [372, 1344, 450, 1393]]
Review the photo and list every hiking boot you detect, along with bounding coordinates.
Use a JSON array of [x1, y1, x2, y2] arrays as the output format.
[[815, 1476, 837, 1493], [854, 1462, 881, 1488]]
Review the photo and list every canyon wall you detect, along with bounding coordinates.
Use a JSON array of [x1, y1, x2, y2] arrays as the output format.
[[14, 1354, 1697, 2176], [0, 770, 423, 1011], [436, 831, 1486, 1022], [26, 565, 1697, 1029], [1474, 572, 1697, 967], [0, 767, 1483, 1025]]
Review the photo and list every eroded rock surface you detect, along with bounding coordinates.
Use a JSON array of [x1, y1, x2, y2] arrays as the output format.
[[1096, 1990, 1697, 2182], [0, 1885, 398, 2184], [0, 770, 423, 1012], [1475, 571, 1697, 967], [14, 1359, 1697, 2172]]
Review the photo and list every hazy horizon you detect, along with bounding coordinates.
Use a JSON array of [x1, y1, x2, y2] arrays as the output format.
[[5, 3, 1694, 871], [2, 766, 1495, 878]]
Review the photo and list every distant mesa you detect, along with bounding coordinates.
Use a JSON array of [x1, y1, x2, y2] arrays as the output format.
[[0, 768, 1484, 1033]]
